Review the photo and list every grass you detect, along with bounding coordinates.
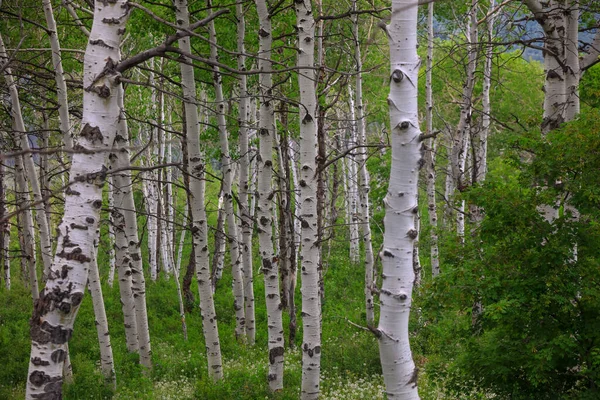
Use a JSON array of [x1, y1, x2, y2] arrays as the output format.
[[0, 223, 389, 399]]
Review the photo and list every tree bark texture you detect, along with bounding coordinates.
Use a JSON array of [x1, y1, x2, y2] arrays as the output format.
[[174, 0, 223, 380], [26, 2, 130, 398], [255, 0, 285, 389], [295, 0, 322, 397], [377, 0, 421, 398]]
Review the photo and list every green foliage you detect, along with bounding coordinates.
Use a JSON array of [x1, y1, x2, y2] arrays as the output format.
[[418, 111, 600, 399]]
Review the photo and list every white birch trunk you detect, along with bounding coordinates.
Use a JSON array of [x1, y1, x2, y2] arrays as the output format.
[[88, 243, 116, 386], [295, 0, 321, 396], [425, 0, 439, 277], [1, 164, 9, 289], [3, 221, 9, 289], [476, 0, 495, 185], [175, 0, 223, 380], [114, 86, 152, 368], [377, 0, 420, 397], [207, 8, 245, 338], [211, 191, 226, 286], [110, 158, 139, 352], [26, 2, 130, 397], [146, 63, 160, 280], [42, 0, 74, 152], [255, 0, 285, 388], [176, 198, 189, 274], [0, 33, 53, 280], [15, 154, 39, 300], [107, 176, 117, 287], [564, 0, 580, 121], [346, 98, 360, 264], [351, 0, 375, 324], [236, 0, 256, 345]]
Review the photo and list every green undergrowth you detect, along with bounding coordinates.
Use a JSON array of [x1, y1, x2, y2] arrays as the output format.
[[0, 230, 395, 399]]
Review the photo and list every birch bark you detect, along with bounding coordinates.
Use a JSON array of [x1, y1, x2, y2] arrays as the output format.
[[0, 33, 53, 281], [26, 1, 130, 397], [87, 242, 116, 386], [174, 0, 223, 380], [113, 86, 152, 368], [295, 0, 322, 396], [42, 0, 74, 152], [377, 0, 421, 397], [255, 0, 285, 388], [14, 154, 38, 300], [236, 0, 256, 345], [351, 0, 376, 324], [207, 3, 245, 338], [425, 0, 439, 277]]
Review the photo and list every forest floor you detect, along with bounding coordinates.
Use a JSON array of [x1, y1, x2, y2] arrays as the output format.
[[0, 233, 402, 399]]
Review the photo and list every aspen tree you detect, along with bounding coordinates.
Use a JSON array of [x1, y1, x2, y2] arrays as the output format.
[[26, 1, 131, 397], [206, 1, 245, 338], [113, 86, 152, 368], [146, 63, 160, 280], [255, 0, 285, 389], [14, 154, 38, 300], [42, 0, 73, 152], [476, 0, 496, 185], [377, 0, 421, 397], [107, 176, 117, 287], [345, 112, 360, 264], [295, 0, 322, 396], [425, 0, 439, 277], [87, 243, 116, 386], [110, 151, 139, 352], [174, 0, 223, 380], [350, 0, 376, 323], [236, 0, 256, 345], [448, 0, 477, 240], [0, 33, 53, 280], [0, 162, 9, 290]]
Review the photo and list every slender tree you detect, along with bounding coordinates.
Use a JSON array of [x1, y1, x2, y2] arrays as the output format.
[[376, 0, 421, 397], [174, 0, 223, 380], [255, 0, 285, 389], [295, 0, 322, 396]]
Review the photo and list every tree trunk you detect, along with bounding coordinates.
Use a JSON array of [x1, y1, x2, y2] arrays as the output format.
[[113, 86, 152, 368], [14, 153, 38, 300], [88, 243, 116, 386], [0, 162, 9, 290], [42, 0, 74, 152], [426, 0, 440, 278], [377, 0, 421, 398], [295, 0, 321, 397], [174, 0, 223, 380], [255, 0, 285, 389], [0, 33, 53, 281], [107, 176, 117, 287], [26, 1, 131, 397], [236, 0, 255, 344]]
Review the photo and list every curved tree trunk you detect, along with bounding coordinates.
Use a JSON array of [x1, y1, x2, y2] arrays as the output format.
[[26, 2, 130, 397], [377, 0, 421, 398]]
